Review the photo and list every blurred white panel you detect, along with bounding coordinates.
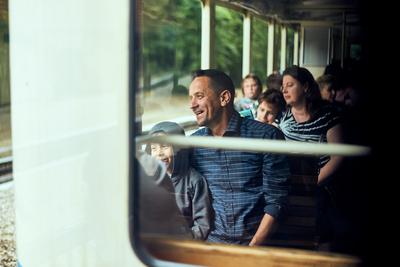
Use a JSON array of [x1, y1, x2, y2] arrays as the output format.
[[9, 0, 143, 266], [304, 26, 329, 67]]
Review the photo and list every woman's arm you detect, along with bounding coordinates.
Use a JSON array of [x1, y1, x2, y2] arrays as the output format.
[[318, 124, 344, 185]]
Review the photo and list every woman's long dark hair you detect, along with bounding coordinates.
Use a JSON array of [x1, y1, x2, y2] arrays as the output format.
[[283, 66, 323, 119]]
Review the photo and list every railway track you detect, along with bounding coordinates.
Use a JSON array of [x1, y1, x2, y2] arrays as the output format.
[[0, 156, 12, 184]]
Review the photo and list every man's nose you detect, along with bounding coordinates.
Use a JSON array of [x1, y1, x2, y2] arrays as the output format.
[[190, 98, 197, 109]]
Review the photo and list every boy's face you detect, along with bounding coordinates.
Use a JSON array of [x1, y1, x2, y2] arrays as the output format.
[[256, 100, 279, 124], [150, 134, 174, 174], [150, 143, 174, 173], [320, 84, 335, 102]]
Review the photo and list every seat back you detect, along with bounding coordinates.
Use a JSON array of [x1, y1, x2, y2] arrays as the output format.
[[264, 156, 319, 249]]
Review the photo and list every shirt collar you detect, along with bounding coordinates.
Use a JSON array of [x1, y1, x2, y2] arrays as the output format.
[[224, 111, 241, 137], [203, 110, 242, 136]]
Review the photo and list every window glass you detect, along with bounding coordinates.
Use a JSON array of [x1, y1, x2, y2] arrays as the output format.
[[133, 2, 368, 266], [304, 26, 329, 66], [140, 0, 201, 130]]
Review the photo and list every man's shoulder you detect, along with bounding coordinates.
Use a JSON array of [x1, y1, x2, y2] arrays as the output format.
[[242, 117, 282, 137], [191, 127, 207, 136]]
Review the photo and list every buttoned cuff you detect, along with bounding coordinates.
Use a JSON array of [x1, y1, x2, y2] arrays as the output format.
[[264, 204, 283, 219]]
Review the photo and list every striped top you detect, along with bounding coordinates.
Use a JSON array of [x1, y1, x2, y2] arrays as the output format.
[[190, 111, 290, 244], [278, 104, 341, 167]]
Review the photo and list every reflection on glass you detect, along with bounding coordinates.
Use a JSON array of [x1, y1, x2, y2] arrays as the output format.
[[137, 149, 192, 239]]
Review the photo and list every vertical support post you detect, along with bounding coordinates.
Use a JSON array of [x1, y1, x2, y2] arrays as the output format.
[[280, 25, 287, 73], [299, 26, 304, 67], [267, 20, 275, 75], [293, 28, 299, 66], [340, 12, 346, 68], [201, 0, 215, 69], [242, 12, 251, 77], [328, 27, 333, 64]]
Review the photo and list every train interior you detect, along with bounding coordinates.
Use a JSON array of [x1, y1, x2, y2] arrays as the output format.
[[1, 0, 378, 266]]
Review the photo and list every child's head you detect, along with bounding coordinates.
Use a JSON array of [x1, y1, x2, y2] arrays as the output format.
[[266, 73, 282, 91], [256, 89, 286, 125], [147, 121, 185, 174], [241, 74, 262, 100], [316, 74, 338, 103]]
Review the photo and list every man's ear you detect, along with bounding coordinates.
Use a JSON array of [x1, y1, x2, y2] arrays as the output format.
[[220, 90, 232, 107]]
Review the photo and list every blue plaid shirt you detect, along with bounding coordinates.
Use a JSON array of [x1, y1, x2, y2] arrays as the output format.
[[190, 111, 290, 244]]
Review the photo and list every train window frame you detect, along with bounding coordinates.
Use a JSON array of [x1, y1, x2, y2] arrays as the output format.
[[128, 1, 369, 266]]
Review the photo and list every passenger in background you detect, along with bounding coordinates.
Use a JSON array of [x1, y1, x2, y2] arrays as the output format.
[[266, 72, 283, 91], [234, 73, 262, 118], [316, 74, 338, 103], [322, 62, 369, 256], [256, 89, 286, 127], [278, 65, 345, 251], [189, 69, 290, 246], [147, 121, 212, 240], [323, 62, 360, 109], [316, 74, 350, 118], [334, 74, 361, 109]]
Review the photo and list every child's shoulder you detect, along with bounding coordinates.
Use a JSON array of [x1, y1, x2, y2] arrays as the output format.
[[188, 167, 208, 186]]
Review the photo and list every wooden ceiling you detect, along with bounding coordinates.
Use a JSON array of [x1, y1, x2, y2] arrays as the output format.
[[218, 0, 361, 25]]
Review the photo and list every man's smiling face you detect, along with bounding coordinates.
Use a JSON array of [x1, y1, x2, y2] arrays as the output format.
[[189, 76, 223, 128]]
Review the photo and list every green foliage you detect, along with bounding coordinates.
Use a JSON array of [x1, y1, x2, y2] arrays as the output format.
[[142, 0, 201, 86], [286, 27, 295, 68], [251, 17, 268, 84], [273, 24, 281, 72], [141, 1, 275, 90], [0, 21, 10, 106], [215, 6, 243, 87]]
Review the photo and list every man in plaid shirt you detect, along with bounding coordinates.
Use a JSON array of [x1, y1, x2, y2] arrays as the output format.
[[189, 69, 290, 245]]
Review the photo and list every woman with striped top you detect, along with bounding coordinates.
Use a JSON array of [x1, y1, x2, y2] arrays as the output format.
[[279, 66, 346, 249], [279, 66, 343, 185]]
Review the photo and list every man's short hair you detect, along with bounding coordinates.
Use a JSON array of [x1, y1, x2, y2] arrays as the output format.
[[192, 69, 235, 100]]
